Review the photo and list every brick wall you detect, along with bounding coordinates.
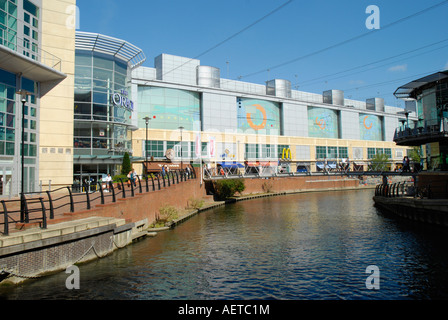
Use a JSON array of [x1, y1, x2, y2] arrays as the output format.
[[240, 176, 359, 195], [55, 174, 358, 228]]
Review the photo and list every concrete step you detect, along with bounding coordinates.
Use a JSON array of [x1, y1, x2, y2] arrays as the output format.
[[0, 216, 126, 249]]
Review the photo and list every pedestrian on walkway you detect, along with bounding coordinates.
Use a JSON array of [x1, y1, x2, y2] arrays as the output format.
[[127, 169, 136, 187], [104, 173, 112, 192]]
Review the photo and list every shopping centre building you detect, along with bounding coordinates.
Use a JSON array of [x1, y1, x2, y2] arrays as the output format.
[[73, 31, 146, 183], [2, 6, 418, 196], [74, 30, 417, 181], [130, 56, 417, 176]]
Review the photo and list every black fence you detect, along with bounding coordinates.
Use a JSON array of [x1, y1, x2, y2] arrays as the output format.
[[374, 182, 413, 198], [375, 180, 448, 199], [1, 165, 197, 236]]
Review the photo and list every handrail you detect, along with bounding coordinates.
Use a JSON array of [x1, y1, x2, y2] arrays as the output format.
[[0, 165, 198, 236]]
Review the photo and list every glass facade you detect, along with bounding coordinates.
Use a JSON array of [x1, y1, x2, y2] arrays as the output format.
[[413, 80, 448, 129], [367, 147, 392, 159], [315, 146, 349, 159], [244, 144, 287, 160], [359, 114, 383, 141], [144, 140, 209, 160], [0, 0, 17, 50], [74, 50, 133, 157], [0, 68, 38, 195], [22, 0, 39, 60], [237, 98, 280, 135], [308, 106, 339, 139], [0, 70, 16, 156], [137, 87, 200, 131]]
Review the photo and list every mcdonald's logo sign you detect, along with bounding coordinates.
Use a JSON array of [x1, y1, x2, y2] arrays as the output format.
[[282, 148, 292, 161]]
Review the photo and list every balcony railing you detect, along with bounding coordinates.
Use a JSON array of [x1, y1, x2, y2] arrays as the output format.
[[0, 32, 62, 72], [394, 117, 448, 145]]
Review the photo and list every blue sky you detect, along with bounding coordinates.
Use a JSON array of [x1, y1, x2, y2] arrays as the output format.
[[76, 0, 448, 108]]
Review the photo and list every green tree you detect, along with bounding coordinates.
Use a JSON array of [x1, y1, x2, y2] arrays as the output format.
[[121, 152, 132, 175], [408, 146, 421, 162], [370, 153, 390, 171]]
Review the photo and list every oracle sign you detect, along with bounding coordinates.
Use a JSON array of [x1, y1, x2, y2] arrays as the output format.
[[111, 90, 134, 111]]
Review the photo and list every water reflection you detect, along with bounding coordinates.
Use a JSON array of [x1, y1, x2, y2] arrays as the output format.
[[1, 189, 448, 300]]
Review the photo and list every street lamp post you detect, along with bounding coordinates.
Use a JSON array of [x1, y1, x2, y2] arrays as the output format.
[[179, 126, 184, 169], [143, 117, 151, 177], [16, 90, 30, 223]]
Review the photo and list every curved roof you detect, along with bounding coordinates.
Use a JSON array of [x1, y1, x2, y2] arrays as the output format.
[[394, 70, 448, 99], [75, 31, 146, 69]]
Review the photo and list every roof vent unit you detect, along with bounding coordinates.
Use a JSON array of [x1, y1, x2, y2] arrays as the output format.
[[366, 98, 384, 112], [323, 90, 344, 106], [197, 66, 221, 88], [266, 79, 291, 98]]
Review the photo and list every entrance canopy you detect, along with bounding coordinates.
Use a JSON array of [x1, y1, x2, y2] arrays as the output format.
[[394, 71, 448, 99]]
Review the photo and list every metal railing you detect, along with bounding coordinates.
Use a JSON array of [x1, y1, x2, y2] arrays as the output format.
[[204, 160, 420, 180], [1, 31, 63, 72], [394, 117, 448, 142], [375, 180, 448, 199], [374, 182, 413, 198], [0, 166, 196, 236]]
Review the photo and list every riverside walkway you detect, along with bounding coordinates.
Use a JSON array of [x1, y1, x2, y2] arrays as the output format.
[[1, 165, 418, 237], [1, 167, 197, 237]]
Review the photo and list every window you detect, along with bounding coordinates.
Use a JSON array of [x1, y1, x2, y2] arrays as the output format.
[[23, 0, 39, 17], [367, 148, 376, 159], [24, 12, 30, 23], [260, 144, 276, 159], [316, 146, 348, 159], [338, 147, 348, 159], [5, 141, 13, 155], [327, 146, 338, 159], [145, 140, 164, 158], [0, 80, 16, 155], [245, 144, 258, 159], [376, 148, 384, 155], [190, 141, 208, 158], [93, 55, 114, 70], [316, 146, 327, 159]]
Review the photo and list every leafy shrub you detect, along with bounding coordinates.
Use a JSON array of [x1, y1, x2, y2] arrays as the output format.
[[188, 197, 205, 209], [151, 205, 179, 228], [159, 205, 178, 222], [213, 179, 245, 200], [262, 180, 274, 193], [113, 174, 128, 182]]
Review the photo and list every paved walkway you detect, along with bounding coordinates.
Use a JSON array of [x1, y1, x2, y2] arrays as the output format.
[[1, 182, 156, 236]]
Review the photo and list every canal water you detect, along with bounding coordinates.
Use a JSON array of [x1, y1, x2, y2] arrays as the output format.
[[1, 189, 448, 300]]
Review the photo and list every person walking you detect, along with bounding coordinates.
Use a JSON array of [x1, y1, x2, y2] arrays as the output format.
[[104, 173, 112, 192], [402, 156, 410, 172], [127, 168, 136, 187]]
